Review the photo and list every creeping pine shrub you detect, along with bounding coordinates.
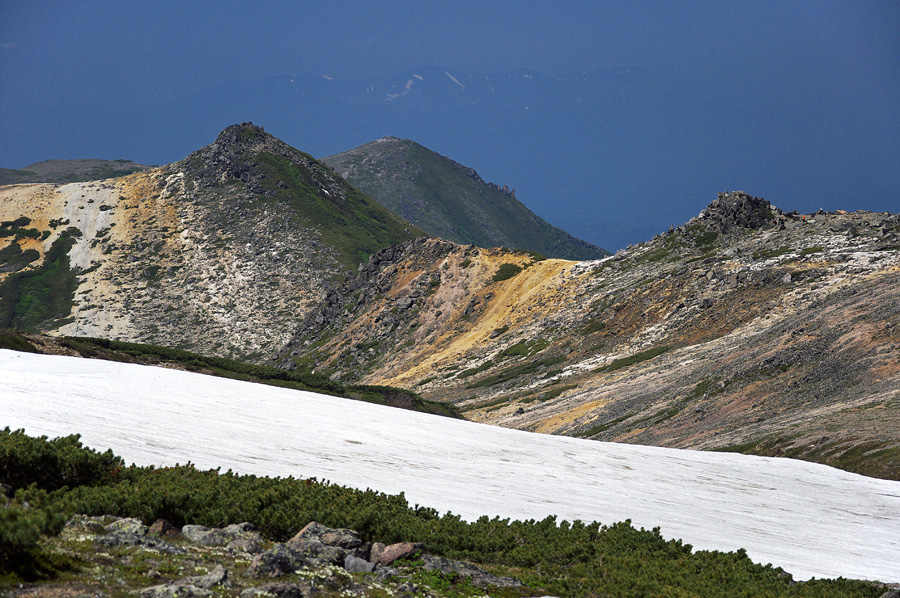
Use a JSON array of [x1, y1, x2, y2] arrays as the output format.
[[0, 430, 885, 597], [492, 263, 522, 282], [0, 493, 69, 579], [0, 427, 124, 491]]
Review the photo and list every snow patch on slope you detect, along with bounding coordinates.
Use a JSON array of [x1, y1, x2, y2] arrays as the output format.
[[1, 349, 897, 583]]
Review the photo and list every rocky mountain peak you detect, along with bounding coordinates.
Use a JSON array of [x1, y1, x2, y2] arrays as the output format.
[[697, 191, 778, 233], [178, 122, 314, 192]]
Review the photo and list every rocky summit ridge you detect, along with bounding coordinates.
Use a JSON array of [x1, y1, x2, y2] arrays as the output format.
[[276, 191, 900, 480], [0, 123, 418, 361]]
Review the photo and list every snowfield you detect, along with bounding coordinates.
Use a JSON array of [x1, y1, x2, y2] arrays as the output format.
[[1, 349, 898, 582]]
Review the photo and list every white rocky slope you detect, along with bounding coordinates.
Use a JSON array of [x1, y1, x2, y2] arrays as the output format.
[[1, 349, 898, 583]]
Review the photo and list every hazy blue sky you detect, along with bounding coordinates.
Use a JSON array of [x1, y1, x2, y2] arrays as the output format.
[[2, 1, 898, 249], [5, 1, 897, 99]]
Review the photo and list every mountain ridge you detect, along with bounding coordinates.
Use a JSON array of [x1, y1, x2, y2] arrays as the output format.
[[0, 159, 155, 185], [323, 137, 608, 260], [275, 191, 900, 480]]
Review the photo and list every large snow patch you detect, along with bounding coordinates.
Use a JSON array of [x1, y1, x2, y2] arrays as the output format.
[[1, 349, 897, 582]]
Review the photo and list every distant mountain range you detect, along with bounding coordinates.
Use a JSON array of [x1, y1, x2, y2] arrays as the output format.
[[323, 137, 608, 260], [0, 159, 154, 185]]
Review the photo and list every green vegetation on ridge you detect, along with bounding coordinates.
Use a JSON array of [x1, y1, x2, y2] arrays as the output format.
[[252, 150, 422, 270], [0, 429, 881, 596], [324, 139, 608, 260], [0, 333, 459, 419]]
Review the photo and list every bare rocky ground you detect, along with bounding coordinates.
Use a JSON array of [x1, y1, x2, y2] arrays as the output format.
[[2, 517, 535, 598], [276, 193, 900, 480], [0, 126, 380, 362]]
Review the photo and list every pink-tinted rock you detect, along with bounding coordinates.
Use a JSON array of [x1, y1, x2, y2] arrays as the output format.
[[375, 542, 424, 565]]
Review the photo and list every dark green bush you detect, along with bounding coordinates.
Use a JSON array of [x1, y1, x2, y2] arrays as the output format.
[[492, 263, 523, 282], [0, 496, 69, 580], [0, 427, 124, 491], [0, 330, 40, 353]]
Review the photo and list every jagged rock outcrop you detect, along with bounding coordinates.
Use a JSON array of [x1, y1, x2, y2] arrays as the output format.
[[698, 191, 777, 233], [275, 192, 900, 480]]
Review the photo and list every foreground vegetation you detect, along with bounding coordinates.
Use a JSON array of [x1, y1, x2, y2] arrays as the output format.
[[0, 429, 884, 597]]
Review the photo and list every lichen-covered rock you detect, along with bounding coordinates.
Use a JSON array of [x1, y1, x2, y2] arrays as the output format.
[[288, 521, 362, 550], [422, 555, 523, 588], [344, 555, 376, 573], [244, 544, 305, 578], [149, 518, 182, 539], [106, 517, 147, 535], [96, 532, 185, 554], [182, 524, 233, 546]]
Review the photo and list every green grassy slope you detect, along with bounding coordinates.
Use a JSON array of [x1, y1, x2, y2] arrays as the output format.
[[323, 138, 608, 260]]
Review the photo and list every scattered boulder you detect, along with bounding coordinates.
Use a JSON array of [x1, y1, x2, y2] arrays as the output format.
[[184, 564, 229, 589], [344, 554, 376, 573], [244, 544, 302, 578], [139, 565, 228, 598], [149, 518, 182, 539], [97, 516, 184, 554], [95, 531, 184, 554], [106, 517, 147, 535], [182, 524, 233, 546], [374, 542, 424, 566], [422, 555, 523, 588], [227, 535, 265, 554], [289, 521, 363, 551]]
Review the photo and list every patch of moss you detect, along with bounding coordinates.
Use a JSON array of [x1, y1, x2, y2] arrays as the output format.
[[0, 231, 79, 331], [597, 346, 671, 373]]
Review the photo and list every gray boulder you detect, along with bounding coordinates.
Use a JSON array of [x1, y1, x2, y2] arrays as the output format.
[[422, 555, 523, 588], [139, 565, 227, 598], [106, 517, 147, 535], [95, 532, 184, 554], [182, 524, 232, 546], [244, 544, 303, 578], [344, 555, 376, 574]]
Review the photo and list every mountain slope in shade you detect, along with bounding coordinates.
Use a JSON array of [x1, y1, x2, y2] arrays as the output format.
[[323, 137, 608, 260], [0, 123, 421, 361], [2, 349, 898, 583]]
